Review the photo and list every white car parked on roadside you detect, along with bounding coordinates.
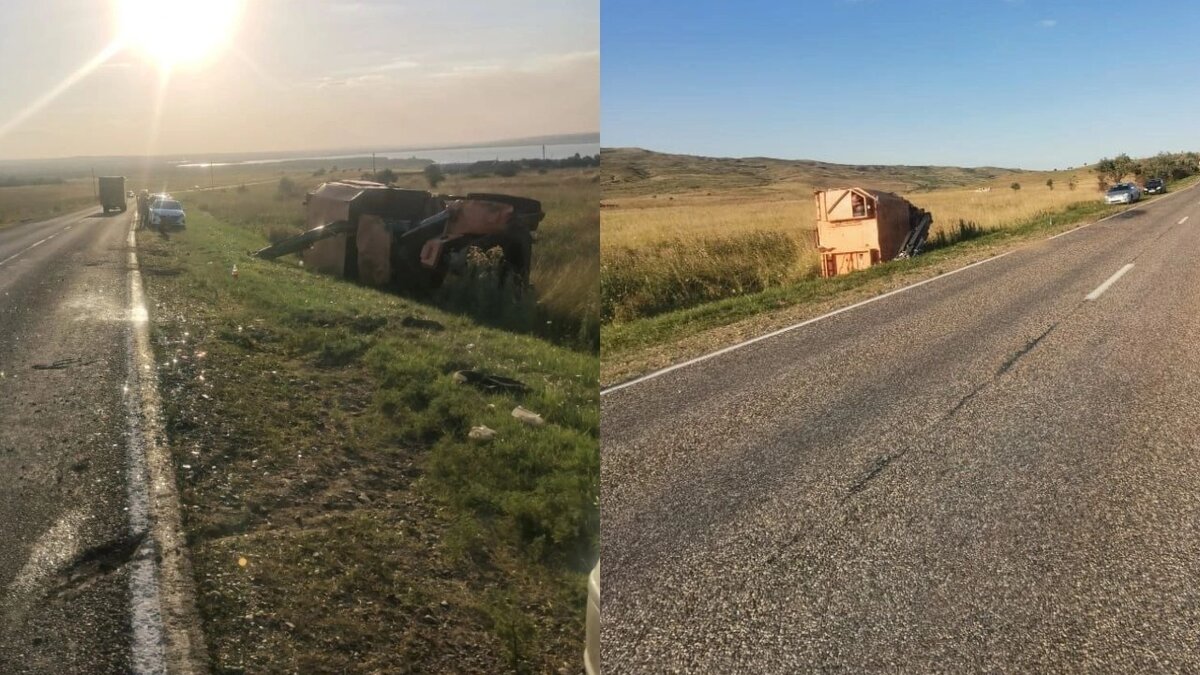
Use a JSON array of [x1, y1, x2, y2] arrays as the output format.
[[148, 198, 186, 229], [1104, 183, 1142, 205]]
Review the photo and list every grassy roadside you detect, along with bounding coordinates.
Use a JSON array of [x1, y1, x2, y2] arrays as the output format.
[[192, 169, 600, 351], [138, 211, 598, 673], [602, 177, 1199, 386], [600, 148, 1102, 325]]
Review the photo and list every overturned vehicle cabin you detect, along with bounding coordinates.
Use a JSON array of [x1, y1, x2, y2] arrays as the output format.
[[813, 187, 932, 278], [255, 180, 545, 291]]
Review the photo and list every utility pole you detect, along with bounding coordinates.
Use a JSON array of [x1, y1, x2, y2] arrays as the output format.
[[372, 152, 376, 177], [210, 160, 214, 189], [91, 167, 96, 198], [542, 144, 546, 160]]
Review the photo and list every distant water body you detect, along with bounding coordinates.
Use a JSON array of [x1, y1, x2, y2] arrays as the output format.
[[176, 142, 599, 169]]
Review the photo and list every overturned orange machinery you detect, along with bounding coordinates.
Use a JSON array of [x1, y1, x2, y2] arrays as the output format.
[[254, 180, 544, 290], [813, 187, 932, 277]]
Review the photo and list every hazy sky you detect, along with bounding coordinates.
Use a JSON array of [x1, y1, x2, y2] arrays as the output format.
[[603, 0, 1200, 169], [0, 0, 598, 160]]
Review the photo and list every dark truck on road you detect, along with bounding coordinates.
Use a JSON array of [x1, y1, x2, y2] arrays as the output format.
[[98, 176, 127, 213]]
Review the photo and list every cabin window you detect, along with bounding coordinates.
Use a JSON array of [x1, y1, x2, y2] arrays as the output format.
[[827, 191, 876, 223]]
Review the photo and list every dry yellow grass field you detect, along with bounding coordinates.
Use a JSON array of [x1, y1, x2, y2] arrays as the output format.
[[601, 150, 1103, 323], [0, 179, 95, 226], [602, 196, 812, 246], [602, 175, 1099, 249], [905, 181, 1102, 235]]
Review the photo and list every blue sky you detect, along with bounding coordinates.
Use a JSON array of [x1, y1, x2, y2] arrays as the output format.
[[602, 0, 1200, 169]]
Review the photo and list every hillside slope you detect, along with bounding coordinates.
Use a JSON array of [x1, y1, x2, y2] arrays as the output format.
[[601, 147, 1085, 199]]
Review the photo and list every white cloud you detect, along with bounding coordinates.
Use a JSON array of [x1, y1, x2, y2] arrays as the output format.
[[1037, 19, 1057, 28]]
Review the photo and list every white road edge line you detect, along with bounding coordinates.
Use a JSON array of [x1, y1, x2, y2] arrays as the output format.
[[1047, 223, 1090, 241], [1085, 264, 1134, 301], [602, 250, 1015, 395], [124, 226, 169, 674], [125, 219, 209, 673]]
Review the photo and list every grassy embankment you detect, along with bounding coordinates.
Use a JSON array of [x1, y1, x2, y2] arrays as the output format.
[[137, 170, 598, 672], [601, 147, 1193, 383], [194, 168, 600, 351]]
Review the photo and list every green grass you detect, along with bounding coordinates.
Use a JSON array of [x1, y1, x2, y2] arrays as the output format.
[[139, 210, 597, 673]]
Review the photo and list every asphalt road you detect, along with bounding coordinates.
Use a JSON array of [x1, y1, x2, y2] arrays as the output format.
[[602, 185, 1200, 672], [0, 206, 143, 673]]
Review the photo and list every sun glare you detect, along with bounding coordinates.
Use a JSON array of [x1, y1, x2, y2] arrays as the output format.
[[118, 0, 243, 69]]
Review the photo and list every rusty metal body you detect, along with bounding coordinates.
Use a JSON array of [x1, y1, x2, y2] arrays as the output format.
[[813, 187, 932, 277], [256, 180, 544, 290]]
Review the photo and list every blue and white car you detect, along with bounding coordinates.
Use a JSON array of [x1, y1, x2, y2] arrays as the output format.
[[148, 198, 186, 229], [1104, 183, 1141, 205]]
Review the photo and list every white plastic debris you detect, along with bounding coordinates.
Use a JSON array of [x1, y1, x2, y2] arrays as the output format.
[[511, 406, 545, 427], [469, 425, 497, 442]]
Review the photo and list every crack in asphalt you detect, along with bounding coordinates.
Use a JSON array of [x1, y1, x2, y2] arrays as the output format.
[[841, 209, 1191, 499], [30, 357, 98, 371], [848, 454, 895, 495], [844, 314, 1069, 498], [996, 323, 1058, 376]]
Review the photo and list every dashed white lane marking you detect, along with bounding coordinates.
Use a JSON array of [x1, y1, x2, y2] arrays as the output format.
[[0, 232, 58, 267], [1085, 264, 1134, 302], [0, 208, 95, 267], [1179, 216, 1189, 225], [602, 250, 1016, 395]]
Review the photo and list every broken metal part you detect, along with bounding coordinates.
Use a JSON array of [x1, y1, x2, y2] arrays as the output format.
[[452, 370, 529, 394], [253, 220, 353, 260]]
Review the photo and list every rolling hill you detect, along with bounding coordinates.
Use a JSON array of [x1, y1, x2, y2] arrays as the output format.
[[601, 147, 1085, 199]]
